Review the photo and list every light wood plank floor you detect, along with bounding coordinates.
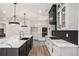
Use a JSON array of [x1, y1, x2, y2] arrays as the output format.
[[28, 40, 50, 56]]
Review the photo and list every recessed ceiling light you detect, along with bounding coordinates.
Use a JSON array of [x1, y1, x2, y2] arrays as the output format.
[[2, 10, 6, 14], [39, 10, 42, 14]]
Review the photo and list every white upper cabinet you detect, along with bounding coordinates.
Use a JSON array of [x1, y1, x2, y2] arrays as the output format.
[[57, 3, 78, 30]]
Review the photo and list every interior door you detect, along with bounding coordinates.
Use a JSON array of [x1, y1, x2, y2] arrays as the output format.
[[31, 27, 38, 40]]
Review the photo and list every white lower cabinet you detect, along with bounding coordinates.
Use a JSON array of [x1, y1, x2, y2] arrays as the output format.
[[45, 37, 52, 55], [52, 45, 60, 56], [45, 38, 78, 56], [51, 44, 77, 56], [60, 47, 78, 56], [48, 41, 52, 55], [45, 38, 60, 56], [78, 47, 79, 56]]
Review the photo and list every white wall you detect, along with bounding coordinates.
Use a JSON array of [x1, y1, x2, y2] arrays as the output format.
[[30, 19, 48, 41], [67, 3, 78, 30]]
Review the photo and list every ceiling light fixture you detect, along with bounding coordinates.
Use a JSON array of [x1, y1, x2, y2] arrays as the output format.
[[9, 3, 20, 25], [39, 10, 42, 14], [21, 13, 27, 27]]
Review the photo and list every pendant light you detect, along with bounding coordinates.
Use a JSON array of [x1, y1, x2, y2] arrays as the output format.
[[21, 13, 27, 27], [9, 3, 20, 25]]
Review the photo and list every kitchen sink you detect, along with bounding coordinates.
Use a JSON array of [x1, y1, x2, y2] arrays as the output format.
[[49, 36, 59, 39], [20, 37, 29, 40]]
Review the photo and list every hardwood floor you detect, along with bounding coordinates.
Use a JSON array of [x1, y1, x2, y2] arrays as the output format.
[[28, 40, 50, 56]]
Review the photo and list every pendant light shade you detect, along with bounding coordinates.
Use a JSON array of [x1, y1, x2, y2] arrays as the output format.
[[21, 13, 27, 27], [9, 3, 20, 25]]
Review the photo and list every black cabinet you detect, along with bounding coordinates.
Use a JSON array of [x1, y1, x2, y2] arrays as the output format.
[[42, 33, 47, 37], [26, 40, 30, 55], [42, 27, 48, 37], [0, 41, 31, 56], [30, 37, 33, 49], [0, 48, 6, 56], [0, 29, 5, 37], [20, 36, 33, 56], [49, 4, 57, 25], [26, 37, 33, 55], [19, 42, 27, 56]]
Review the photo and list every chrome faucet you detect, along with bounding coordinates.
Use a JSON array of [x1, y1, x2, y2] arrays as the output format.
[[20, 31, 24, 39]]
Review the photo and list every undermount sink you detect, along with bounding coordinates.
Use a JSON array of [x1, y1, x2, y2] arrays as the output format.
[[49, 36, 59, 39], [20, 37, 29, 40]]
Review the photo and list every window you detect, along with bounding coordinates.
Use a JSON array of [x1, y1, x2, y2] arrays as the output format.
[[61, 7, 65, 28], [58, 4, 60, 9], [57, 12, 61, 29]]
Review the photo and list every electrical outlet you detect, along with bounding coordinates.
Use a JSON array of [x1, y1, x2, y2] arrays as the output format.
[[66, 33, 69, 38]]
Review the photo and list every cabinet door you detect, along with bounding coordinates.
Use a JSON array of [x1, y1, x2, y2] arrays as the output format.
[[26, 40, 30, 55], [49, 4, 56, 25], [57, 3, 66, 30], [0, 48, 6, 56], [61, 7, 66, 28], [52, 45, 60, 56], [19, 45, 24, 56], [7, 48, 18, 56], [19, 42, 27, 56], [49, 41, 53, 55], [45, 38, 49, 48], [30, 37, 33, 49], [61, 47, 78, 56], [57, 12, 61, 29], [77, 47, 79, 56]]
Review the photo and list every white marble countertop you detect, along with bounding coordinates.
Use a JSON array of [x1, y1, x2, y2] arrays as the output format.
[[51, 39, 78, 47], [0, 35, 32, 48], [45, 35, 78, 47], [0, 39, 27, 48], [23, 35, 33, 38]]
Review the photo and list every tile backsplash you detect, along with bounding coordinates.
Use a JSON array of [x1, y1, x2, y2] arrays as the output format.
[[52, 30, 78, 45]]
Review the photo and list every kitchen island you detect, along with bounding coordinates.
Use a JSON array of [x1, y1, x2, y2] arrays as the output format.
[[0, 35, 33, 56]]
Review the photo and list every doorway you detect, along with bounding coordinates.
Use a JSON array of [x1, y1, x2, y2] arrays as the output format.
[[31, 27, 38, 41]]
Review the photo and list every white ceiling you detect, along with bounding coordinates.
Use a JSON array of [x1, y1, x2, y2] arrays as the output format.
[[0, 3, 52, 21]]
